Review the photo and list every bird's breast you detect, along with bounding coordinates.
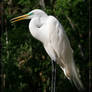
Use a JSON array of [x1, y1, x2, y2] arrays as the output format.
[[29, 21, 49, 44]]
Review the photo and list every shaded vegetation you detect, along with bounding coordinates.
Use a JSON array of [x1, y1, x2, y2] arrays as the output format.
[[1, 0, 90, 92]]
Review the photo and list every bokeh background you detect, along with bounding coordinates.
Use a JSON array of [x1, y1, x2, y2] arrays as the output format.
[[0, 0, 90, 92]]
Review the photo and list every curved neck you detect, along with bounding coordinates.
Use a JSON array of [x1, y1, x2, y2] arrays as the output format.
[[32, 15, 48, 27], [29, 16, 48, 41]]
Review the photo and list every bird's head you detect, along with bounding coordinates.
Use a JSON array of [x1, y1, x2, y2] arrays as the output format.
[[10, 9, 47, 23]]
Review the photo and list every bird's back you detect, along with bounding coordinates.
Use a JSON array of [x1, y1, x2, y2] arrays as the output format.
[[43, 15, 84, 90]]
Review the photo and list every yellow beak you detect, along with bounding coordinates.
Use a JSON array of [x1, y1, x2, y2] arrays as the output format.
[[10, 14, 29, 23]]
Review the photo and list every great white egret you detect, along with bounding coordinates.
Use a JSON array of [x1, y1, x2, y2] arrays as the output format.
[[10, 9, 84, 91]]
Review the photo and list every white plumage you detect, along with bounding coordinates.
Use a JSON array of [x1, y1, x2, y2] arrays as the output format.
[[11, 9, 84, 90]]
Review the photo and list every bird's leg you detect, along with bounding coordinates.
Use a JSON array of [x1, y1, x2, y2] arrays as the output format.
[[51, 60, 56, 92]]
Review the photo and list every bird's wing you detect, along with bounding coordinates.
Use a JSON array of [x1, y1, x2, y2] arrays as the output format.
[[48, 16, 84, 90], [48, 16, 73, 62]]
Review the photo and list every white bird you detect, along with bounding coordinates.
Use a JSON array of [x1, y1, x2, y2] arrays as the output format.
[[10, 9, 84, 91]]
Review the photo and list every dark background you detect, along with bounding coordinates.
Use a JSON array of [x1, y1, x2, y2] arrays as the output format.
[[0, 0, 91, 92]]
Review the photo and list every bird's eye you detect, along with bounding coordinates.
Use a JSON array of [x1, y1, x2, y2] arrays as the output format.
[[27, 12, 33, 15]]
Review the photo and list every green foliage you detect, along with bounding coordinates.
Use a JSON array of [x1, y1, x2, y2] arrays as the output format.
[[1, 0, 89, 92]]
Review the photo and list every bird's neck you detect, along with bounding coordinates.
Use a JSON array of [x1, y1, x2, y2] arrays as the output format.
[[32, 16, 47, 28], [29, 16, 48, 41]]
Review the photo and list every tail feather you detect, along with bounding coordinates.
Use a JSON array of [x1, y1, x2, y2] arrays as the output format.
[[68, 61, 84, 90], [61, 59, 84, 91]]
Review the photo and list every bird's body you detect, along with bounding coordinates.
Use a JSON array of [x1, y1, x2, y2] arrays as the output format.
[[28, 10, 74, 78], [11, 9, 84, 91]]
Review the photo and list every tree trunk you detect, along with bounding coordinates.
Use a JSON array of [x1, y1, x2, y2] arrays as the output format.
[[39, 0, 45, 9]]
